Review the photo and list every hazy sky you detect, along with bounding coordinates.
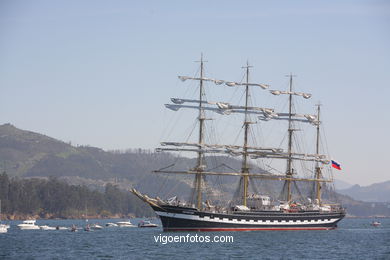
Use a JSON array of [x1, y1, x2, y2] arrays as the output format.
[[0, 0, 389, 186]]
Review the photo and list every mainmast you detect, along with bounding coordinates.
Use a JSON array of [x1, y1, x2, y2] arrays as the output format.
[[315, 103, 322, 205], [195, 54, 206, 210], [241, 62, 252, 207], [286, 74, 295, 203]]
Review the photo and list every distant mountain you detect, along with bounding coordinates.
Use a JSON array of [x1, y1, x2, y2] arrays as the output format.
[[1, 123, 389, 217], [334, 179, 353, 190], [338, 181, 390, 202]]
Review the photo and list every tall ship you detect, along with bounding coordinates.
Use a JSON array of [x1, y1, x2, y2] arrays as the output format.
[[132, 55, 345, 231]]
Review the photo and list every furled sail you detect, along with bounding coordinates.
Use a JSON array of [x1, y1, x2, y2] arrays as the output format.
[[259, 111, 319, 125], [160, 141, 282, 152], [157, 142, 285, 157], [270, 90, 312, 99], [171, 98, 213, 105], [178, 75, 269, 89], [166, 100, 274, 116]]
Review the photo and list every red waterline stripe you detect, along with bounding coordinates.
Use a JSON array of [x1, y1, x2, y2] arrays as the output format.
[[164, 227, 336, 232]]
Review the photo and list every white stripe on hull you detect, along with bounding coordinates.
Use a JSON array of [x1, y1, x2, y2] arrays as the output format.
[[156, 211, 340, 226]]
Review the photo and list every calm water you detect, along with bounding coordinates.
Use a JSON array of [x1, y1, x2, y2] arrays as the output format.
[[0, 218, 389, 259]]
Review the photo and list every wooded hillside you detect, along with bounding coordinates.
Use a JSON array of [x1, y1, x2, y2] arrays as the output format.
[[0, 172, 153, 219]]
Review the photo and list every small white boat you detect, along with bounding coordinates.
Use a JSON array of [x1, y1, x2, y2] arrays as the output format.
[[0, 224, 8, 233], [0, 200, 9, 233], [55, 226, 68, 230], [105, 222, 118, 227], [40, 225, 56, 230], [18, 220, 40, 230], [90, 223, 103, 230], [138, 220, 158, 228], [371, 221, 381, 227], [71, 224, 78, 232], [84, 224, 91, 232], [116, 221, 135, 227]]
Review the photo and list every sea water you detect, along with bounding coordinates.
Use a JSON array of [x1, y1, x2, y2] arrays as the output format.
[[0, 218, 389, 259]]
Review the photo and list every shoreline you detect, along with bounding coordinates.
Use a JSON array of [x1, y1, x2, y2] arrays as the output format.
[[3, 214, 389, 221], [1, 213, 147, 221]]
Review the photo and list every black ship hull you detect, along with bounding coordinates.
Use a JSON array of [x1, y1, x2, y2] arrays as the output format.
[[151, 205, 345, 232]]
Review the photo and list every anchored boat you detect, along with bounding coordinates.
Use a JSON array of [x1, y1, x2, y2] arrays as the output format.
[[17, 220, 40, 230], [132, 55, 345, 231], [0, 200, 9, 233]]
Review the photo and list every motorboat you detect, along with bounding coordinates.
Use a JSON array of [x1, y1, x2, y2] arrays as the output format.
[[0, 224, 8, 233], [70, 224, 78, 232], [90, 223, 103, 230], [84, 224, 91, 232], [0, 200, 9, 233], [138, 220, 158, 228], [18, 220, 40, 230], [40, 225, 56, 230], [371, 221, 381, 227], [116, 221, 135, 227], [55, 226, 68, 230], [105, 222, 118, 227]]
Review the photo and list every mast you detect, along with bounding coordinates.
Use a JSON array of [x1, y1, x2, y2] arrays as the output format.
[[315, 103, 322, 205], [286, 74, 295, 203], [241, 61, 252, 206], [195, 53, 206, 210]]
